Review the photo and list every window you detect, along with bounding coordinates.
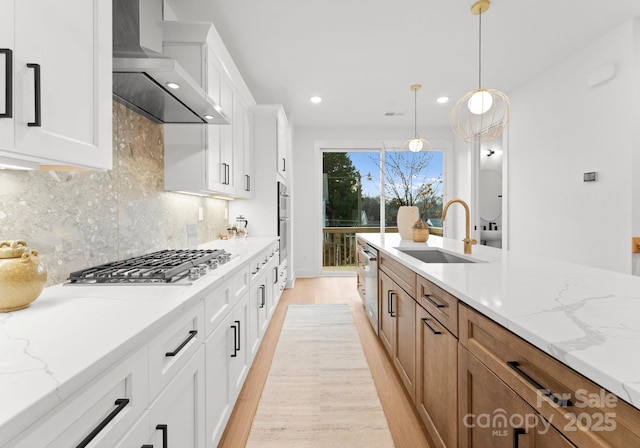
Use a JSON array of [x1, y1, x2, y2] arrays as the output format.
[[322, 147, 443, 272]]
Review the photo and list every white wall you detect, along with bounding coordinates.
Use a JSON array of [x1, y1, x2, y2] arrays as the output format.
[[292, 126, 468, 278], [509, 20, 636, 274]]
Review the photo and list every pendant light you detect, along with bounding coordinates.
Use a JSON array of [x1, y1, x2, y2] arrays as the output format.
[[451, 0, 511, 143], [403, 84, 431, 152]]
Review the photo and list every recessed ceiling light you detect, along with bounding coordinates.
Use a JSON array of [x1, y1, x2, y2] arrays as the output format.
[[436, 96, 450, 104], [310, 96, 322, 104], [166, 82, 180, 90]]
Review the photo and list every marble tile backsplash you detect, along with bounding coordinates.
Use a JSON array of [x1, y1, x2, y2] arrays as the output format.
[[0, 102, 228, 286]]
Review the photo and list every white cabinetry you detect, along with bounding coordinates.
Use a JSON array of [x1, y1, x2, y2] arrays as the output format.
[[2, 240, 281, 448], [10, 346, 148, 448], [163, 21, 254, 198], [0, 0, 112, 169], [117, 348, 206, 448]]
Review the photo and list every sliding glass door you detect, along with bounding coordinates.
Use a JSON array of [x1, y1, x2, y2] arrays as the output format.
[[322, 147, 443, 272]]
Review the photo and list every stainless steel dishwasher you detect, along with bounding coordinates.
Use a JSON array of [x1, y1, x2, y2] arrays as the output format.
[[360, 245, 378, 334]]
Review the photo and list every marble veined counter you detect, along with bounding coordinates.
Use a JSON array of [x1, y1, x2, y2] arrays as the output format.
[[358, 233, 640, 411], [0, 237, 277, 446]]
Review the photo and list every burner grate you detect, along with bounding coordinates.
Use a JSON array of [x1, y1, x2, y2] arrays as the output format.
[[68, 249, 227, 284]]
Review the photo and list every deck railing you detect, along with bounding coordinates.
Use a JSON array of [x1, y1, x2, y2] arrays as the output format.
[[322, 226, 443, 269]]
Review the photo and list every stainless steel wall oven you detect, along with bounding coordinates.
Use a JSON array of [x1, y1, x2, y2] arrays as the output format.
[[277, 182, 290, 264]]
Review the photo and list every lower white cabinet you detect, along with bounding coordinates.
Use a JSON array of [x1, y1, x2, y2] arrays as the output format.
[[3, 241, 282, 448], [205, 290, 250, 447], [248, 268, 268, 359], [9, 346, 148, 448], [117, 347, 206, 448]]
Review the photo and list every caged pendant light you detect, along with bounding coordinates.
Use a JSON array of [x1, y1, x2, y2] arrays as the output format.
[[451, 0, 511, 143], [403, 84, 431, 152]]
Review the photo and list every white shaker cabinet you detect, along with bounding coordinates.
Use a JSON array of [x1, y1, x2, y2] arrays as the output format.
[[0, 0, 112, 169], [163, 21, 254, 199], [117, 348, 206, 448]]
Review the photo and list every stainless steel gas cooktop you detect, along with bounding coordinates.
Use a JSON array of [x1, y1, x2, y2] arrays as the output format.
[[67, 249, 231, 285]]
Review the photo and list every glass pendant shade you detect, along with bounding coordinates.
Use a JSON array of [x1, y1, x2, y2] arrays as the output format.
[[402, 84, 431, 152], [408, 138, 424, 152]]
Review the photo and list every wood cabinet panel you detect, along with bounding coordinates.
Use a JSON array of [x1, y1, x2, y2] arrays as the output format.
[[459, 304, 640, 447], [416, 275, 458, 336], [416, 304, 458, 448], [379, 252, 416, 297]]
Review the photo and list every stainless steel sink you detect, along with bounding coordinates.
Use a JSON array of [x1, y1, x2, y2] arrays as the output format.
[[395, 248, 480, 263]]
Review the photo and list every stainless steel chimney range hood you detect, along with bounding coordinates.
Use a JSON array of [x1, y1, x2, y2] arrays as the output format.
[[112, 0, 228, 125]]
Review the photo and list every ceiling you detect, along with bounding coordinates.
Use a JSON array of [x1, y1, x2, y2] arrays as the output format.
[[166, 0, 640, 129]]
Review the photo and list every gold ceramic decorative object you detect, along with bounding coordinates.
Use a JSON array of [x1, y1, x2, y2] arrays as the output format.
[[412, 219, 430, 243], [0, 240, 47, 312]]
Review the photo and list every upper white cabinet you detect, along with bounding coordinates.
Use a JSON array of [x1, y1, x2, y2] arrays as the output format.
[[276, 109, 290, 183], [163, 21, 254, 198], [0, 0, 112, 170]]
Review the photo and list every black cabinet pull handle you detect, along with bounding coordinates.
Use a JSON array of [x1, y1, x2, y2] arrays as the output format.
[[507, 361, 572, 407], [156, 424, 168, 448], [245, 174, 251, 191], [76, 398, 129, 448], [273, 266, 278, 284], [230, 323, 238, 357], [259, 285, 266, 308], [234, 320, 241, 351], [282, 157, 286, 172], [513, 427, 526, 448], [165, 330, 197, 357], [0, 49, 12, 118], [421, 318, 441, 335], [388, 291, 396, 317], [26, 63, 40, 127], [424, 294, 445, 308]]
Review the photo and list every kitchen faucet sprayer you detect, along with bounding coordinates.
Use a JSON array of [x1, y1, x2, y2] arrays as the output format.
[[441, 199, 477, 254]]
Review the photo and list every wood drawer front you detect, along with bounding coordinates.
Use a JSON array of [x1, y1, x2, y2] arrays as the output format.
[[459, 304, 640, 447], [149, 302, 205, 401], [12, 346, 148, 448], [379, 252, 416, 298], [416, 275, 458, 337]]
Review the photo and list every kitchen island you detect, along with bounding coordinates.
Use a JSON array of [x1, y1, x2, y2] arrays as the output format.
[[358, 232, 640, 447], [0, 237, 282, 447]]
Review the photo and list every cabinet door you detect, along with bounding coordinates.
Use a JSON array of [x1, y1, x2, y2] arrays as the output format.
[[145, 347, 206, 448], [219, 79, 234, 192], [459, 347, 535, 448], [241, 106, 254, 198], [276, 110, 287, 179], [12, 0, 111, 169], [378, 270, 395, 357], [393, 283, 416, 401], [0, 0, 14, 151], [205, 315, 235, 447], [229, 292, 250, 397], [248, 269, 268, 359], [416, 304, 458, 448]]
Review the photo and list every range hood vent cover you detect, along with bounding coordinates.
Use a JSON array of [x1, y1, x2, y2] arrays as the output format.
[[112, 0, 228, 125]]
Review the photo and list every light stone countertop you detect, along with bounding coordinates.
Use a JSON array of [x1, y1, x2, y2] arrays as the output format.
[[358, 233, 640, 411], [0, 236, 277, 446]]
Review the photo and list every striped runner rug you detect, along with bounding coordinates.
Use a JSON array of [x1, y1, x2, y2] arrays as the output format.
[[246, 304, 395, 447]]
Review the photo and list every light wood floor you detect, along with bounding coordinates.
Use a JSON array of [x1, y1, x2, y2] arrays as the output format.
[[218, 277, 434, 448]]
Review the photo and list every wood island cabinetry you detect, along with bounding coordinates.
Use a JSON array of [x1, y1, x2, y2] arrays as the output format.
[[367, 241, 640, 448], [378, 253, 417, 402], [415, 276, 459, 448]]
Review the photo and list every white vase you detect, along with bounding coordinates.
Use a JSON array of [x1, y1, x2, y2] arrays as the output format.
[[396, 206, 419, 240]]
